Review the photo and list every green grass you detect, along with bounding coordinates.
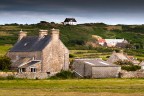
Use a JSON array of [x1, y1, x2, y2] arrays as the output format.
[[0, 79, 144, 96], [0, 45, 12, 56]]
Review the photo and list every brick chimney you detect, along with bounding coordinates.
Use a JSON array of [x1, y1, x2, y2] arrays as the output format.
[[51, 28, 59, 41], [18, 30, 27, 41], [39, 30, 48, 38]]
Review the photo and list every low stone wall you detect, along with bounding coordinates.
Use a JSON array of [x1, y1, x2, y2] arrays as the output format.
[[0, 72, 48, 79], [2, 70, 144, 79], [120, 70, 144, 78], [15, 72, 48, 79], [0, 72, 17, 77]]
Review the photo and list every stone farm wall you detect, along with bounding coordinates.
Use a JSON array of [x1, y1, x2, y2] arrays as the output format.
[[120, 70, 144, 78]]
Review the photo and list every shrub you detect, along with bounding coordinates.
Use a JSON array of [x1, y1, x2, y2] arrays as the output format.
[[49, 70, 75, 79], [114, 60, 133, 66], [0, 75, 15, 80], [0, 56, 11, 71], [121, 65, 141, 71], [69, 54, 75, 58]]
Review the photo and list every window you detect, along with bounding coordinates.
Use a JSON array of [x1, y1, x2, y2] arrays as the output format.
[[31, 68, 36, 72], [19, 68, 26, 73]]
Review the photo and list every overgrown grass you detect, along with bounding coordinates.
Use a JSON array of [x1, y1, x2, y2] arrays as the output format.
[[0, 79, 144, 96]]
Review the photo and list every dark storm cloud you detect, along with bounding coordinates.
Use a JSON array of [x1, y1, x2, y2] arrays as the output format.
[[1, 0, 144, 13], [1, 0, 144, 24]]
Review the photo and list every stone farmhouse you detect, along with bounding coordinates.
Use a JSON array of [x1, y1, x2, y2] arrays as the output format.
[[64, 18, 77, 25], [6, 29, 69, 79], [107, 51, 140, 65], [73, 58, 121, 78]]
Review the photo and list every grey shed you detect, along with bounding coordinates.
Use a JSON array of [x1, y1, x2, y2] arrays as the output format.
[[73, 58, 121, 78]]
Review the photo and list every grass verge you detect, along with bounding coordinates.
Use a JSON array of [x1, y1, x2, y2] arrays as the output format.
[[0, 79, 144, 96]]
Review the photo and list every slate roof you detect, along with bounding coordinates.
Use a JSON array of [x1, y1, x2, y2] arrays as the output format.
[[11, 57, 32, 68], [75, 59, 119, 67], [10, 35, 51, 52], [19, 61, 40, 68], [64, 18, 77, 22]]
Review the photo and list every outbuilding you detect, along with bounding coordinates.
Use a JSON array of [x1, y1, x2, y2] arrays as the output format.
[[73, 58, 121, 78]]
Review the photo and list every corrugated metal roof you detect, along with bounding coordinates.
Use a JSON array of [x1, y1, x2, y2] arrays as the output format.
[[10, 35, 51, 52], [75, 59, 119, 67], [115, 53, 128, 60]]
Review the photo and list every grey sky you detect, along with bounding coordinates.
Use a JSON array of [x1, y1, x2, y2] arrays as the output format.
[[0, 0, 144, 24]]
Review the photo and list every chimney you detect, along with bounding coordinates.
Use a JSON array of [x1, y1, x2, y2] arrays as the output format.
[[39, 30, 48, 38], [18, 30, 27, 41], [51, 28, 59, 40]]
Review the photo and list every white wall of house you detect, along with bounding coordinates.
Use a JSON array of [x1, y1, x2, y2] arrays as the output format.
[[141, 66, 144, 69], [105, 39, 124, 47], [64, 22, 77, 25]]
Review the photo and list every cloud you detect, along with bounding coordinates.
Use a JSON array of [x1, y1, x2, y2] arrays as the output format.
[[1, 0, 144, 24], [1, 0, 144, 13]]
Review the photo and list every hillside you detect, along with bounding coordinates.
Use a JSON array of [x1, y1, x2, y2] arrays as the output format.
[[0, 23, 144, 50]]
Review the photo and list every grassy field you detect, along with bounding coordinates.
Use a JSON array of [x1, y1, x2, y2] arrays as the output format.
[[0, 45, 144, 61], [0, 45, 12, 56], [0, 79, 144, 96], [70, 50, 111, 60]]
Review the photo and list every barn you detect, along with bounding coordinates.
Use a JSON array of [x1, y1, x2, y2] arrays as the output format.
[[73, 58, 121, 78]]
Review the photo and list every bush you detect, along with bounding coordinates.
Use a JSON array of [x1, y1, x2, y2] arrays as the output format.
[[121, 65, 141, 71], [69, 54, 75, 58], [114, 60, 133, 66], [0, 56, 11, 71], [49, 70, 75, 79], [0, 75, 15, 80]]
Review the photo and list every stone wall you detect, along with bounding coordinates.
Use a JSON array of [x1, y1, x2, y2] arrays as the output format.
[[15, 72, 48, 79], [120, 70, 144, 78], [0, 72, 48, 79], [0, 72, 17, 77], [42, 36, 69, 73]]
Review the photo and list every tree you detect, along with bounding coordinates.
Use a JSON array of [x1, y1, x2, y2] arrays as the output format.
[[0, 56, 11, 71]]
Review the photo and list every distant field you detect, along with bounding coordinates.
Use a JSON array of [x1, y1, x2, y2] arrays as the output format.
[[0, 46, 144, 61], [70, 50, 110, 60], [0, 45, 12, 56], [0, 79, 144, 96]]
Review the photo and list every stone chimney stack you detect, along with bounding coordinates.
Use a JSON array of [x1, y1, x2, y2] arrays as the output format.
[[39, 30, 48, 38], [51, 28, 59, 41], [18, 30, 27, 41]]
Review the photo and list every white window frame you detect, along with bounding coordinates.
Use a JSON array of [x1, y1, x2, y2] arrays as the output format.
[[19, 68, 26, 73], [30, 67, 37, 73]]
